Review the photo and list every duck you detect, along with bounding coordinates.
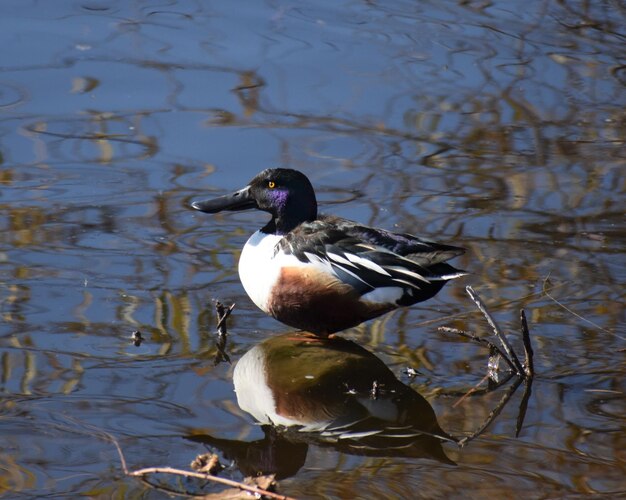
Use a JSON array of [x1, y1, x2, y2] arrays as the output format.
[[191, 168, 466, 335]]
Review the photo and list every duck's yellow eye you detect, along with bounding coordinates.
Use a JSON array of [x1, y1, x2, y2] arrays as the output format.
[[268, 181, 275, 188]]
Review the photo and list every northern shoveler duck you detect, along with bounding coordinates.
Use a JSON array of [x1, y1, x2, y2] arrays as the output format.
[[191, 168, 466, 335], [188, 332, 456, 473]]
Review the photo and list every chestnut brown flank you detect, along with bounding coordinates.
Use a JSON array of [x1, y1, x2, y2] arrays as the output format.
[[267, 267, 394, 336]]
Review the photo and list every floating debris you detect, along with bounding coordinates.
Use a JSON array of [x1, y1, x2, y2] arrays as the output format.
[[131, 330, 144, 347], [404, 367, 420, 378], [370, 380, 380, 400], [190, 453, 222, 474]]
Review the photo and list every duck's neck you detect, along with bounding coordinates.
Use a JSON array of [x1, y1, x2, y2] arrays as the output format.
[[260, 215, 303, 235], [262, 204, 317, 235]]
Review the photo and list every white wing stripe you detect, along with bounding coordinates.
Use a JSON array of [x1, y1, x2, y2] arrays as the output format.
[[303, 251, 326, 265], [392, 278, 423, 288], [327, 252, 357, 268], [385, 265, 430, 283], [345, 253, 391, 276], [332, 263, 371, 286], [430, 270, 468, 281]]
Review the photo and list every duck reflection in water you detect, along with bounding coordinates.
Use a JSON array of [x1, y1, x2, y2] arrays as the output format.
[[188, 332, 456, 479]]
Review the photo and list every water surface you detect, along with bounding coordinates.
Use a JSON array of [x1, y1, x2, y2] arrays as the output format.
[[0, 0, 624, 498]]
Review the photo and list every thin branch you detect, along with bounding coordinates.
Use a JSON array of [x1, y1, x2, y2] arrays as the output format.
[[413, 277, 570, 328], [129, 467, 295, 500], [520, 309, 534, 378], [542, 275, 625, 341], [436, 371, 516, 399], [216, 302, 235, 334], [214, 302, 234, 365], [441, 287, 537, 442], [40, 413, 289, 499], [111, 434, 128, 475], [465, 286, 525, 375], [438, 326, 517, 373]]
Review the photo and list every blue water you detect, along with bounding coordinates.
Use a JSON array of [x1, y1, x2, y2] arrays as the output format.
[[0, 0, 624, 497]]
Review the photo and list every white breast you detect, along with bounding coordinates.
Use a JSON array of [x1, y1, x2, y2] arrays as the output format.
[[237, 231, 285, 312], [238, 230, 340, 313]]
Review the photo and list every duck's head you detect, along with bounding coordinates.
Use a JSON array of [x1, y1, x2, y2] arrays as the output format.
[[191, 168, 318, 234]]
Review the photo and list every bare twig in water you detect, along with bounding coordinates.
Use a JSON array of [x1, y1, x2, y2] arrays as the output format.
[[214, 301, 235, 365], [216, 301, 235, 334], [520, 309, 534, 378], [414, 277, 570, 328], [438, 326, 517, 374], [465, 286, 525, 375], [55, 413, 289, 499], [542, 274, 625, 341], [201, 475, 281, 500], [108, 430, 292, 499], [110, 432, 128, 475], [128, 466, 295, 500], [440, 287, 536, 444], [436, 371, 516, 400]]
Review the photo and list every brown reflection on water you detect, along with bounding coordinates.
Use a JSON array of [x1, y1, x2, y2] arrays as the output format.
[[186, 331, 463, 489], [0, 0, 624, 497]]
